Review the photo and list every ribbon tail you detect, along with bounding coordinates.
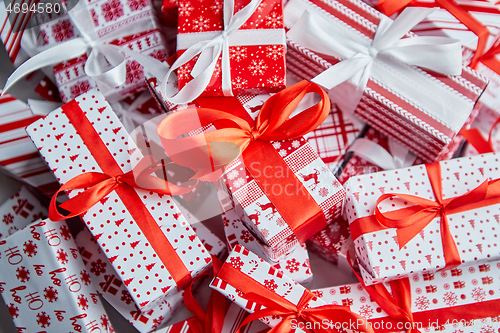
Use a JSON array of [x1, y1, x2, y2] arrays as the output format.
[[312, 56, 371, 90], [348, 138, 398, 170], [86, 44, 127, 89], [3, 38, 89, 94]]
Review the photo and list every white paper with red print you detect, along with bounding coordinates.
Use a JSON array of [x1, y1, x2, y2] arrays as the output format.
[[284, 0, 488, 163], [315, 260, 500, 332], [0, 219, 114, 332], [0, 186, 47, 240], [30, 0, 168, 103], [464, 105, 500, 156], [222, 207, 313, 284], [74, 226, 184, 332], [175, 0, 286, 97], [26, 89, 212, 312], [0, 93, 59, 196], [344, 153, 500, 285], [210, 245, 326, 330]]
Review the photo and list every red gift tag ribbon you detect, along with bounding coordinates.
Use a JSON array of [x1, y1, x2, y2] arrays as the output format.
[[48, 99, 198, 291], [157, 81, 332, 243], [460, 116, 500, 154], [375, 0, 500, 73], [216, 259, 374, 333], [350, 162, 500, 270]]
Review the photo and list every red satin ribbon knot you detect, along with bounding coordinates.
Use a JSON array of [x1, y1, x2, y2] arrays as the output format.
[[216, 259, 374, 333], [375, 162, 494, 269], [460, 116, 500, 154], [157, 81, 332, 243]]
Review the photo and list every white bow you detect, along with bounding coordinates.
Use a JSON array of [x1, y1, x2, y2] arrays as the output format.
[[160, 0, 263, 104], [348, 137, 417, 170], [287, 7, 463, 113], [3, 0, 167, 95]]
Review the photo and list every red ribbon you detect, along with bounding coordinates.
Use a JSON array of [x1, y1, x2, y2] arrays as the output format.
[[351, 162, 500, 270], [216, 261, 374, 333], [49, 99, 197, 290], [157, 81, 332, 243], [460, 116, 500, 154]]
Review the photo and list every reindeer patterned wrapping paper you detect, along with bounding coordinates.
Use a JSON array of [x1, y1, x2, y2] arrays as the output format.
[[26, 89, 213, 313], [315, 260, 500, 332], [0, 219, 114, 332], [0, 186, 47, 240], [345, 152, 500, 286], [222, 207, 313, 284]]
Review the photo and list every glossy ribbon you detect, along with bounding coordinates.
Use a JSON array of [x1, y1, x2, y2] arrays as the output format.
[[348, 137, 417, 170], [3, 0, 167, 94], [49, 98, 197, 290], [460, 116, 500, 154], [287, 7, 462, 113], [375, 0, 500, 73], [216, 260, 374, 333], [351, 162, 500, 269]]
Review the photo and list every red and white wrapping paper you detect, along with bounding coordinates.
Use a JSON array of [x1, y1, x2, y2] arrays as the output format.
[[464, 105, 500, 156], [25, 0, 168, 103], [0, 186, 47, 240], [210, 245, 329, 329], [284, 0, 488, 163], [0, 92, 59, 196], [315, 259, 500, 332], [222, 207, 313, 284], [26, 89, 213, 312], [344, 152, 500, 285], [173, 0, 286, 100], [0, 219, 114, 332]]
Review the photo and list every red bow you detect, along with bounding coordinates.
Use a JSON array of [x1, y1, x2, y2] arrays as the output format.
[[460, 116, 500, 154]]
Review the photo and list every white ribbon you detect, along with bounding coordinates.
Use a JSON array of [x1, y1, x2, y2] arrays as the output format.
[[3, 0, 168, 95], [348, 137, 417, 170], [287, 6, 463, 114], [161, 0, 277, 104]]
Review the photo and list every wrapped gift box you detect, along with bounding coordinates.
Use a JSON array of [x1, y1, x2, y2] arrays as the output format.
[[21, 0, 168, 103], [222, 207, 313, 284], [26, 89, 213, 312], [0, 92, 59, 196], [284, 0, 488, 163], [463, 105, 500, 156], [211, 245, 368, 331], [173, 0, 286, 100], [315, 259, 500, 332], [0, 219, 114, 332], [0, 186, 47, 240], [345, 152, 500, 285]]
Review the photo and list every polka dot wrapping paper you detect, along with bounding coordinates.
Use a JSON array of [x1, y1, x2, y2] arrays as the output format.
[[314, 259, 500, 332], [344, 152, 500, 286], [175, 0, 287, 97], [26, 89, 213, 314], [0, 219, 114, 332]]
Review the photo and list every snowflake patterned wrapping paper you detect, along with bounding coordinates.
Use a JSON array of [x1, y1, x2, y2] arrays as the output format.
[[0, 219, 114, 332], [0, 186, 48, 240], [0, 92, 59, 196], [222, 207, 313, 284], [284, 0, 488, 163], [210, 245, 367, 331], [171, 0, 286, 102], [344, 152, 500, 286], [26, 89, 213, 313], [314, 260, 500, 332], [21, 0, 168, 103]]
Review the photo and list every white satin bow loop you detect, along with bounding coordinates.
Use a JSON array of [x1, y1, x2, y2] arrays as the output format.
[[160, 0, 262, 104], [348, 137, 417, 170], [287, 7, 463, 112], [3, 0, 168, 95]]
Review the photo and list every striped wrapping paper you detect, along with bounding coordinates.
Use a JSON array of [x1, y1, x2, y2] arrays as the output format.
[[0, 93, 59, 196], [285, 0, 488, 163]]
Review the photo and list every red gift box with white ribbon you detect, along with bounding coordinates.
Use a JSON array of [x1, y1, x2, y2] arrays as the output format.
[[0, 219, 114, 332], [26, 89, 213, 313], [284, 0, 488, 163], [345, 152, 500, 286]]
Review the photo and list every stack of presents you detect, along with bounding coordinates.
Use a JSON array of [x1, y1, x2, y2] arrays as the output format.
[[0, 0, 500, 331]]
